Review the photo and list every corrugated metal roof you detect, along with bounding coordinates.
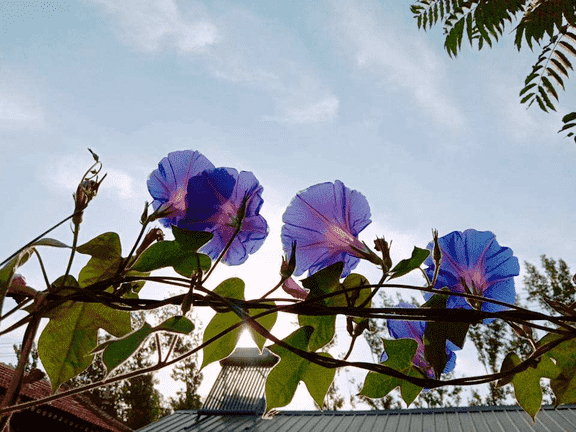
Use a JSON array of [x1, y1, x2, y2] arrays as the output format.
[[137, 405, 576, 432]]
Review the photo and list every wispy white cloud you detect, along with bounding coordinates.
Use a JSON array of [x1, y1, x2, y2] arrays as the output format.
[[329, 0, 467, 131], [103, 168, 139, 201], [91, 0, 219, 53], [89, 0, 338, 124], [264, 95, 339, 124]]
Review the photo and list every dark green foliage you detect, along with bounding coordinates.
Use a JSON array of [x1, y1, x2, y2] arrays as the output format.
[[117, 347, 170, 430], [468, 320, 518, 405], [168, 337, 203, 410], [12, 342, 39, 373], [410, 0, 576, 142], [523, 255, 576, 314], [468, 255, 575, 406]]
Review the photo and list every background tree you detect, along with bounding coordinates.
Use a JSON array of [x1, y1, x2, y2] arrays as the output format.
[[163, 309, 204, 411], [467, 254, 575, 405], [12, 342, 39, 374], [524, 255, 576, 311], [410, 0, 576, 141]]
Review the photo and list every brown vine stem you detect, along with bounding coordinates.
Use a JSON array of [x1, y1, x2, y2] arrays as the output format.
[[0, 312, 41, 431], [1, 272, 574, 416], [226, 291, 576, 389], [0, 291, 574, 416]]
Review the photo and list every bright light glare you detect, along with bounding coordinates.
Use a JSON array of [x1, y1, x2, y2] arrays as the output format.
[[237, 328, 257, 347]]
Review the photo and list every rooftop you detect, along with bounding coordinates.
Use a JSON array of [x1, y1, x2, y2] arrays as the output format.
[[0, 363, 132, 432], [138, 405, 576, 432]]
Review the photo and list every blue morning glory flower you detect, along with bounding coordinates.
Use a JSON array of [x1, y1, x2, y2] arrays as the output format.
[[178, 167, 268, 265], [147, 150, 215, 227], [424, 229, 520, 320], [281, 180, 372, 278], [382, 303, 457, 379]]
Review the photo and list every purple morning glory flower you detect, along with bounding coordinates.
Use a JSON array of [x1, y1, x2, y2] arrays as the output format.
[[178, 167, 268, 265], [382, 303, 457, 379], [147, 150, 215, 227], [281, 180, 372, 278], [424, 229, 520, 320]]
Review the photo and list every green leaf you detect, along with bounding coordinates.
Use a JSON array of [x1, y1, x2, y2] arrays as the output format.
[[538, 333, 576, 405], [201, 278, 276, 368], [546, 67, 565, 90], [49, 275, 81, 299], [298, 314, 336, 352], [131, 241, 211, 277], [498, 352, 559, 420], [559, 40, 576, 57], [551, 57, 569, 77], [38, 301, 131, 392], [535, 95, 548, 112], [77, 232, 123, 287], [32, 238, 71, 248], [247, 300, 277, 351], [537, 86, 557, 111], [359, 339, 423, 406], [341, 273, 372, 323], [541, 76, 559, 100], [559, 122, 576, 132], [520, 93, 535, 104], [157, 315, 195, 334], [96, 315, 194, 374], [562, 112, 576, 123], [171, 226, 213, 251], [201, 278, 245, 369], [389, 247, 430, 280], [524, 71, 540, 85], [301, 262, 344, 301], [519, 82, 537, 96], [341, 273, 371, 307], [299, 262, 344, 350], [100, 323, 154, 373], [299, 272, 371, 350], [266, 326, 335, 410], [121, 270, 150, 296], [554, 50, 573, 71]]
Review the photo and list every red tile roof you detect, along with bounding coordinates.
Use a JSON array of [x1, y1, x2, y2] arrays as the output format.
[[0, 363, 132, 432]]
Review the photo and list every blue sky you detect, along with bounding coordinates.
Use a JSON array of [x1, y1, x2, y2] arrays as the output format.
[[1, 0, 575, 410]]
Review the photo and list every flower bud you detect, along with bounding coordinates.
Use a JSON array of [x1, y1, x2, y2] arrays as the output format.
[[280, 241, 297, 279], [432, 229, 442, 269], [374, 236, 393, 272], [134, 228, 164, 258], [140, 201, 149, 225], [7, 274, 37, 304], [72, 174, 106, 225]]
